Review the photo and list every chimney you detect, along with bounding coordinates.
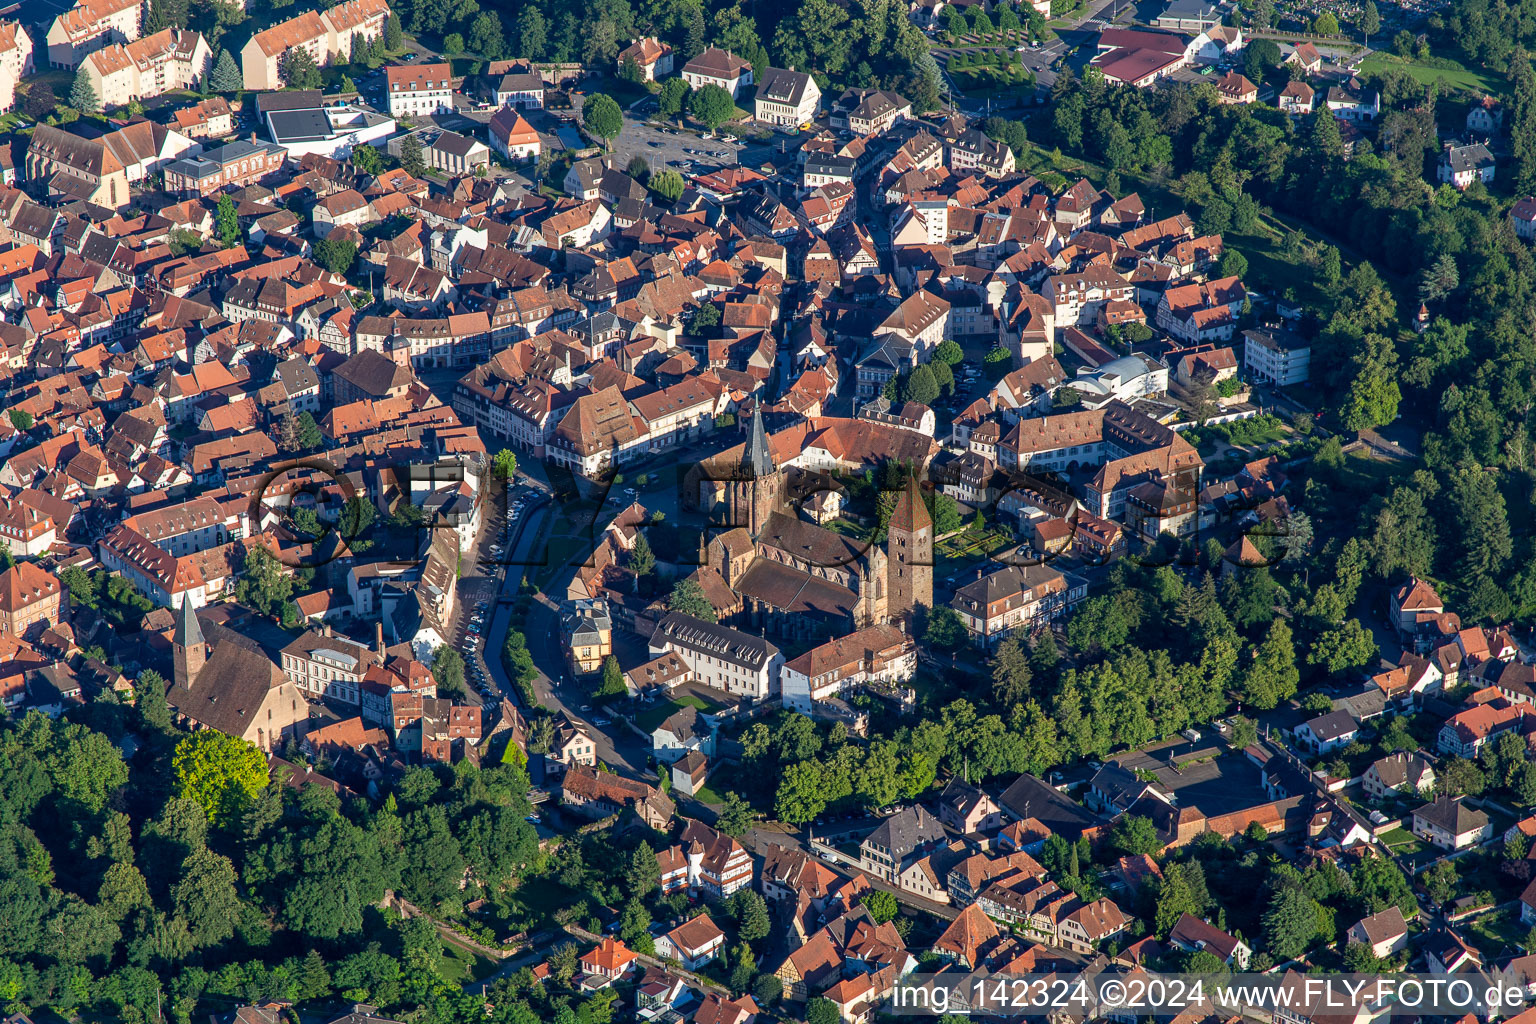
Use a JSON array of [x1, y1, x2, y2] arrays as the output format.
[[375, 620, 385, 655]]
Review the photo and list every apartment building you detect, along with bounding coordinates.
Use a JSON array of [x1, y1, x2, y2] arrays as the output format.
[[281, 628, 384, 705], [0, 21, 35, 113], [81, 28, 210, 108], [754, 67, 820, 127], [648, 612, 784, 700], [0, 562, 63, 640], [240, 0, 390, 91], [657, 820, 754, 900], [951, 564, 1088, 649], [780, 624, 916, 714], [386, 62, 453, 118], [45, 0, 141, 70], [1243, 326, 1311, 386]]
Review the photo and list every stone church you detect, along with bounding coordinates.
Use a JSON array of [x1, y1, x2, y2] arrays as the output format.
[[697, 408, 933, 641]]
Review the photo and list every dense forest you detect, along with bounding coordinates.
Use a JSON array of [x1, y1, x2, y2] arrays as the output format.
[[0, 687, 552, 1024]]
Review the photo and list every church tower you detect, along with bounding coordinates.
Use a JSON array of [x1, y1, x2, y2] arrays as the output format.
[[730, 405, 782, 537], [173, 595, 206, 690], [887, 475, 933, 621]]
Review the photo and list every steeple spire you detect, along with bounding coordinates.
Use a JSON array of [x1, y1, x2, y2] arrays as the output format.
[[174, 594, 204, 649], [741, 403, 774, 479]]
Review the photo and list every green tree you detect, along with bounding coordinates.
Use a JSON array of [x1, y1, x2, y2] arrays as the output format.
[[649, 169, 685, 201], [716, 791, 752, 837], [236, 543, 293, 619], [1241, 619, 1300, 710], [904, 364, 940, 406], [514, 7, 546, 57], [1422, 859, 1460, 906], [806, 997, 842, 1024], [491, 449, 517, 479], [386, 12, 403, 49], [583, 94, 624, 151], [470, 11, 504, 57], [628, 532, 655, 580], [282, 46, 321, 88], [730, 889, 771, 941], [172, 847, 241, 948], [215, 194, 241, 248], [754, 975, 782, 1006], [210, 49, 242, 91], [1112, 815, 1161, 856], [432, 646, 467, 695], [136, 669, 172, 730], [313, 238, 358, 275], [689, 83, 736, 133], [774, 761, 827, 823], [860, 889, 899, 924], [668, 578, 716, 621], [7, 408, 32, 431], [1359, 0, 1379, 41], [1311, 11, 1340, 34], [174, 730, 269, 828], [658, 77, 691, 119], [597, 655, 626, 697], [398, 133, 426, 177], [991, 634, 1033, 705], [68, 72, 98, 112], [935, 340, 963, 366], [351, 142, 384, 175], [924, 606, 968, 651], [443, 32, 464, 54], [1307, 619, 1376, 676], [1262, 885, 1319, 959]]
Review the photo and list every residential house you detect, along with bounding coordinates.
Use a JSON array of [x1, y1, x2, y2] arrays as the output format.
[[655, 914, 726, 969], [615, 37, 673, 81], [488, 107, 540, 162], [581, 937, 639, 982], [935, 778, 1002, 834], [1293, 709, 1359, 754], [681, 47, 754, 100], [1347, 906, 1409, 958], [950, 564, 1088, 649], [1412, 796, 1492, 851], [1439, 141, 1496, 190], [1169, 913, 1251, 969], [0, 563, 64, 640], [1362, 752, 1435, 800], [652, 704, 714, 763]]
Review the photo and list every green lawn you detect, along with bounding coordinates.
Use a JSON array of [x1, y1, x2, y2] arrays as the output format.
[[634, 694, 715, 733], [436, 939, 499, 984], [1357, 54, 1505, 96], [1466, 907, 1527, 957], [693, 780, 732, 805]]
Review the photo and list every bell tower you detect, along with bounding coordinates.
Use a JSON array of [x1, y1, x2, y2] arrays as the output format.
[[887, 475, 933, 621], [730, 405, 782, 537], [173, 595, 206, 690]]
